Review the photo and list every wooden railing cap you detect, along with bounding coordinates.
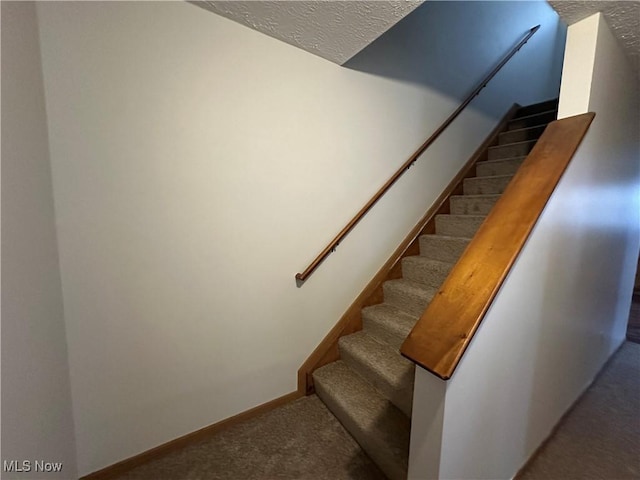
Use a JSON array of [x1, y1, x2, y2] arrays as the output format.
[[400, 112, 596, 380]]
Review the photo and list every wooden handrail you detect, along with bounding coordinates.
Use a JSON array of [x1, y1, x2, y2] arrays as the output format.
[[296, 25, 541, 283], [400, 112, 596, 379]]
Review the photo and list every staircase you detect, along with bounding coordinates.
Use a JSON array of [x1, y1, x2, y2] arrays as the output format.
[[311, 99, 559, 480]]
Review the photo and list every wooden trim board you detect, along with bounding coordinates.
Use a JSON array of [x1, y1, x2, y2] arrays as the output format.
[[401, 112, 596, 379]]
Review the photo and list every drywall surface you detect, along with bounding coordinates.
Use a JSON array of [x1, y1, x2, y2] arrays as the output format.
[[35, 1, 564, 474], [557, 14, 598, 118], [409, 12, 639, 480], [407, 371, 446, 480], [1, 2, 78, 478]]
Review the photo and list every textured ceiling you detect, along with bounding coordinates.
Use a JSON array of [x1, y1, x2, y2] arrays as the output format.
[[194, 1, 639, 75], [548, 1, 640, 76], [193, 1, 423, 64]]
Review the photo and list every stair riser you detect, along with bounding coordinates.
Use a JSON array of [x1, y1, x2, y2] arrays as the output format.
[[435, 215, 484, 238], [476, 157, 524, 177], [361, 305, 415, 351], [514, 99, 558, 118], [508, 110, 556, 130], [488, 141, 535, 161], [362, 315, 407, 351], [419, 235, 470, 264], [450, 195, 499, 215], [401, 257, 451, 288], [383, 283, 433, 318], [499, 125, 546, 145], [338, 337, 414, 417], [464, 176, 512, 195]]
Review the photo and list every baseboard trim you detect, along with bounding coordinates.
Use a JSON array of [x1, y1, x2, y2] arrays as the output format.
[[80, 390, 302, 480]]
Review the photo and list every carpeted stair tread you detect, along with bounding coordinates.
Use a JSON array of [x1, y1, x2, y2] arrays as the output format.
[[450, 194, 501, 215], [507, 109, 556, 130], [401, 256, 454, 288], [435, 214, 486, 238], [339, 331, 415, 417], [476, 156, 526, 176], [383, 279, 437, 317], [361, 303, 417, 350], [418, 234, 470, 263], [463, 174, 513, 195], [488, 139, 537, 160], [499, 124, 546, 144], [312, 361, 410, 480]]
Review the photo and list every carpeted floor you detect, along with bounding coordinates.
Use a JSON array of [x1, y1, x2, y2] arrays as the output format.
[[518, 341, 640, 479], [113, 394, 385, 480], [111, 342, 639, 480]]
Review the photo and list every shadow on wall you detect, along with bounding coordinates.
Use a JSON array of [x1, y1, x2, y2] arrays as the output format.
[[521, 129, 637, 449], [344, 1, 566, 118]]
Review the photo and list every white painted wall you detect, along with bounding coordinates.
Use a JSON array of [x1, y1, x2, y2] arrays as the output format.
[[409, 12, 639, 480], [33, 1, 564, 475], [557, 14, 599, 118], [1, 2, 78, 478]]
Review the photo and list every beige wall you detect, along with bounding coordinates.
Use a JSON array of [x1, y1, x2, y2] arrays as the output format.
[[34, 1, 564, 475], [1, 2, 77, 478]]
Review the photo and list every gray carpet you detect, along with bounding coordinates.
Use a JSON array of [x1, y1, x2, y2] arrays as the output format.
[[518, 341, 640, 479], [113, 395, 385, 480]]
